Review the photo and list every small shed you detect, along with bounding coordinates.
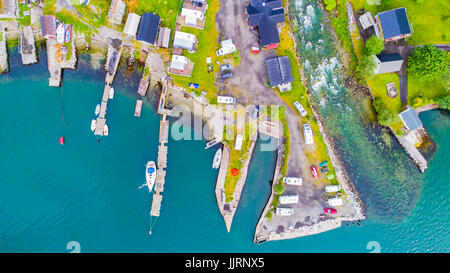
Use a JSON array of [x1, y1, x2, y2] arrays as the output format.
[[359, 12, 375, 30], [173, 31, 196, 50], [123, 13, 141, 37], [157, 27, 171, 48], [399, 108, 423, 131], [137, 13, 160, 45], [234, 135, 243, 151], [374, 53, 404, 74]]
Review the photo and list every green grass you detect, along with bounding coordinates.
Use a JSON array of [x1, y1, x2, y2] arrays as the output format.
[[124, 0, 182, 29], [351, 0, 450, 44], [367, 73, 402, 113], [170, 0, 221, 101], [407, 76, 449, 105]]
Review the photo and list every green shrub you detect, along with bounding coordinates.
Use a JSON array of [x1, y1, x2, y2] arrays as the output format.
[[274, 183, 285, 195], [439, 96, 450, 110], [323, 0, 336, 11], [364, 36, 384, 55], [358, 54, 377, 79], [408, 45, 449, 81]]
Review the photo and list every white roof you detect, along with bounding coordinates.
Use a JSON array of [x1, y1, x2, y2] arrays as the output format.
[[325, 185, 340, 193], [123, 13, 141, 36], [279, 195, 299, 204], [275, 207, 294, 216], [328, 197, 343, 207], [173, 31, 196, 50], [359, 12, 375, 30], [283, 177, 302, 185], [170, 55, 188, 70], [234, 135, 243, 151], [181, 8, 204, 20]]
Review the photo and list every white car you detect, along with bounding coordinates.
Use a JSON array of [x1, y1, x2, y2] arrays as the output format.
[[217, 96, 236, 104], [282, 177, 302, 186], [293, 101, 307, 117], [303, 124, 314, 144]]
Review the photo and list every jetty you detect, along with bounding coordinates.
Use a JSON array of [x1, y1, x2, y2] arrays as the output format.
[[150, 79, 171, 218], [94, 43, 122, 136], [134, 99, 143, 117], [0, 25, 8, 74], [20, 26, 37, 65]]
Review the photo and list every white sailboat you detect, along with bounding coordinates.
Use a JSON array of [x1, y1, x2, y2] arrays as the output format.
[[109, 87, 114, 99], [94, 104, 100, 116], [90, 119, 96, 131], [212, 148, 222, 169], [145, 161, 157, 192]]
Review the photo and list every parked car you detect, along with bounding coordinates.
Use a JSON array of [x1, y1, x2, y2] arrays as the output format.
[[303, 124, 314, 144], [219, 71, 233, 80], [217, 96, 236, 104], [311, 165, 318, 179], [220, 64, 232, 72], [293, 101, 307, 117], [324, 208, 337, 214]]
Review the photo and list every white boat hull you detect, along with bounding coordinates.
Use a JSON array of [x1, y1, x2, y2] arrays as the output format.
[[109, 87, 114, 99], [90, 119, 96, 131], [212, 148, 222, 169], [146, 161, 157, 192], [95, 104, 100, 116]]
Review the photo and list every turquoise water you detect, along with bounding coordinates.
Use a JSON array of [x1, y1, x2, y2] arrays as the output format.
[[0, 49, 448, 252]]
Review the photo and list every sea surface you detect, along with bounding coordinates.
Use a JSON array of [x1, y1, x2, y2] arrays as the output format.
[[0, 47, 448, 252]]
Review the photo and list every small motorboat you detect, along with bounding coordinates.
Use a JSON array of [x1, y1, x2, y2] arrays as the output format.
[[212, 148, 222, 169], [103, 124, 109, 136], [90, 119, 96, 131], [94, 104, 100, 116], [109, 87, 114, 99]]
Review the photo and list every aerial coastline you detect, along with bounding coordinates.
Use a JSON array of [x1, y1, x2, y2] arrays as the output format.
[[0, 0, 448, 246]]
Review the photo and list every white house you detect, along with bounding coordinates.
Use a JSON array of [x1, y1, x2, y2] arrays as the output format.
[[173, 31, 196, 51], [181, 8, 204, 27], [123, 13, 141, 36], [170, 55, 188, 71]]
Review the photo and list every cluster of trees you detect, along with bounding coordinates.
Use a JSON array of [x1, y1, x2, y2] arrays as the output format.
[[439, 96, 450, 110], [408, 45, 449, 81], [323, 0, 336, 11], [372, 97, 401, 126], [357, 36, 385, 78]]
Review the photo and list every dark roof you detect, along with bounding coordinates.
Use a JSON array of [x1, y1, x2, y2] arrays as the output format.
[[399, 108, 422, 131], [40, 15, 56, 37], [266, 56, 293, 86], [137, 13, 160, 45], [377, 53, 403, 63], [377, 8, 411, 40], [247, 0, 285, 47]]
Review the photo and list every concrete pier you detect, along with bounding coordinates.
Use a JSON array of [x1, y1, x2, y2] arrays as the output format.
[[0, 25, 8, 74], [20, 26, 37, 65]]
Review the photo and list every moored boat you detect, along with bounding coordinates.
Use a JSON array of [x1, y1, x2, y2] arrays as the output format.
[[109, 87, 114, 99], [145, 161, 157, 192], [95, 104, 100, 116], [212, 148, 222, 169], [56, 23, 65, 44], [90, 119, 96, 131]]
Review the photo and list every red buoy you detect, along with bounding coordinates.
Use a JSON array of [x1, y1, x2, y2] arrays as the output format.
[[60, 137, 65, 145], [231, 168, 239, 176]]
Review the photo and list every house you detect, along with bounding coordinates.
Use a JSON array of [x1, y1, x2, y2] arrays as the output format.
[[123, 13, 141, 37], [374, 53, 404, 74], [265, 56, 293, 91], [375, 8, 412, 42], [137, 13, 160, 46], [157, 27, 171, 48], [168, 55, 193, 77], [246, 0, 285, 49], [107, 0, 126, 25], [173, 31, 196, 51], [180, 8, 205, 29], [399, 108, 423, 131], [40, 15, 57, 39], [359, 12, 375, 30]]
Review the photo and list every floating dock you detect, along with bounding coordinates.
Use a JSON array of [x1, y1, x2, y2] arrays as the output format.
[[0, 25, 8, 74], [20, 26, 37, 65], [134, 99, 143, 117]]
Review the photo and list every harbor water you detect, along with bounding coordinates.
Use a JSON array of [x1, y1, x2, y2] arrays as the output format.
[[0, 46, 448, 251]]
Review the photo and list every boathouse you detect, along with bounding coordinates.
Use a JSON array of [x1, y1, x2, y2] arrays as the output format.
[[399, 108, 423, 131], [137, 13, 161, 46], [123, 13, 141, 37], [265, 55, 293, 92], [40, 15, 57, 39], [246, 0, 285, 49], [375, 8, 412, 42]]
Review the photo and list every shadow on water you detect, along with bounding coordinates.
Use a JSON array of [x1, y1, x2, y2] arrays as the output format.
[[289, 0, 424, 222]]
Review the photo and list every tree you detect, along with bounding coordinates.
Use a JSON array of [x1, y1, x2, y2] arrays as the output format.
[[323, 0, 336, 11], [358, 54, 377, 78], [274, 183, 285, 195], [364, 36, 384, 55], [439, 95, 450, 110], [372, 97, 401, 126], [408, 45, 449, 81]]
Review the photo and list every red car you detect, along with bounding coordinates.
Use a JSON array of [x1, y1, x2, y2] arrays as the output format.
[[311, 166, 319, 179], [324, 208, 337, 214]]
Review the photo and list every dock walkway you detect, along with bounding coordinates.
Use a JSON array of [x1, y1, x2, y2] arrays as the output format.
[[20, 26, 37, 65], [0, 25, 8, 73]]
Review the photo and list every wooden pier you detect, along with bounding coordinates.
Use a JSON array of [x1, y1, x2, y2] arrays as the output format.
[[150, 80, 172, 218], [134, 99, 143, 117]]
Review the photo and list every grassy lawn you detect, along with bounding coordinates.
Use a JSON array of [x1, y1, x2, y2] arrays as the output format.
[[351, 0, 450, 44], [170, 0, 222, 101], [367, 73, 401, 113], [124, 0, 182, 28], [407, 76, 449, 105], [19, 3, 31, 26]]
